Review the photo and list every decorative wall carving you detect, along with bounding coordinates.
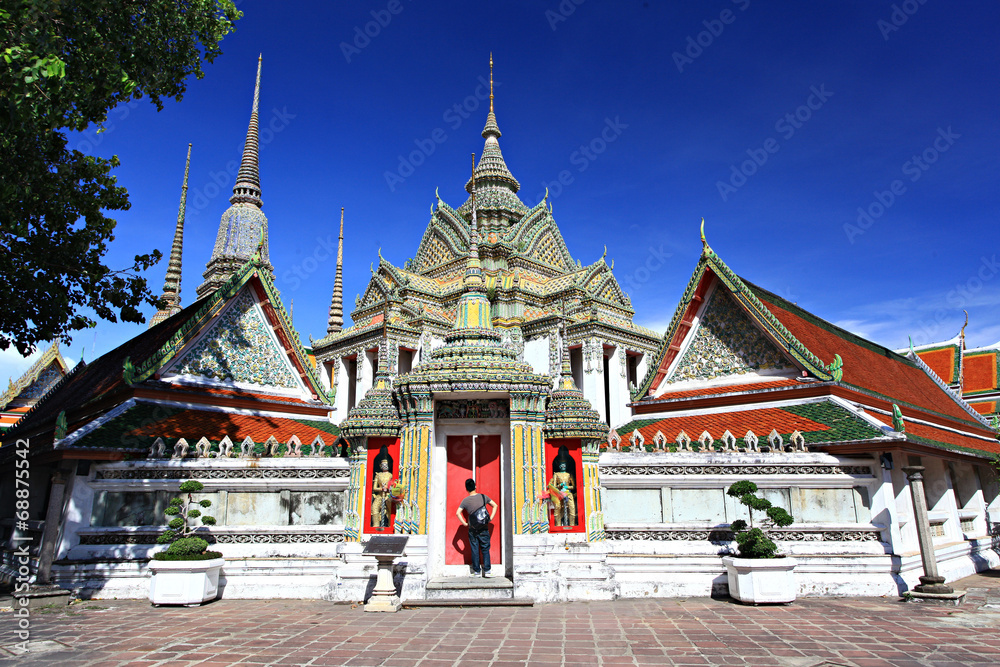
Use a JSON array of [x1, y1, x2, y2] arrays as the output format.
[[599, 464, 874, 476], [174, 290, 298, 388], [79, 531, 346, 545], [95, 468, 349, 480], [436, 399, 509, 419], [605, 528, 881, 542], [669, 289, 792, 383]]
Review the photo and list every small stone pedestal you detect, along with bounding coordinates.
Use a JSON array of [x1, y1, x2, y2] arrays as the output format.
[[904, 589, 967, 605], [363, 535, 408, 613]]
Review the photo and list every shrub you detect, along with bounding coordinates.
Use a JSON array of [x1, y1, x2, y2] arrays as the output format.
[[154, 480, 218, 561], [726, 480, 794, 559]]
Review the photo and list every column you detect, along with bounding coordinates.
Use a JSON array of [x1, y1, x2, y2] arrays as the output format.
[[345, 442, 367, 542], [36, 469, 68, 584], [901, 466, 954, 594], [606, 346, 626, 427]]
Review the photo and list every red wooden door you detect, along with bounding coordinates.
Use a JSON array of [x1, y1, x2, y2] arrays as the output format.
[[446, 435, 502, 566]]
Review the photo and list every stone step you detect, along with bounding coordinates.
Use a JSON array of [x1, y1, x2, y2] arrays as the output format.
[[424, 576, 514, 601], [404, 597, 534, 608]]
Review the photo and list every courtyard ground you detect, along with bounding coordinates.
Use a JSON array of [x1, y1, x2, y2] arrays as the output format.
[[3, 571, 1000, 666]]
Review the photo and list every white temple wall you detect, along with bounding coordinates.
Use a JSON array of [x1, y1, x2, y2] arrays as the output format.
[[523, 336, 550, 378], [333, 357, 351, 417], [46, 446, 999, 602]]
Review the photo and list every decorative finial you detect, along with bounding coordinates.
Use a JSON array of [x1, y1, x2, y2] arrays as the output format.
[[908, 335, 916, 357], [378, 247, 383, 263], [601, 245, 607, 261], [958, 310, 969, 393], [489, 52, 494, 113], [700, 217, 709, 252]]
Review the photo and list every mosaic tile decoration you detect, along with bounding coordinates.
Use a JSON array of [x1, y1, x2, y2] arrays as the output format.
[[669, 288, 792, 383], [19, 365, 64, 400], [174, 289, 298, 388]]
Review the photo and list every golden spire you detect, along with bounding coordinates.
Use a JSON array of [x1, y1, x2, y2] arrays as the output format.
[[489, 52, 494, 113]]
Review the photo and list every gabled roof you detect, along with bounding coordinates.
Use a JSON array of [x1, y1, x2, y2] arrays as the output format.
[[636, 242, 841, 400], [0, 341, 70, 409], [636, 236, 992, 437], [3, 254, 332, 450]]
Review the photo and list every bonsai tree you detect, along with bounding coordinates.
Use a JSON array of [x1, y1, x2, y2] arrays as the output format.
[[154, 480, 221, 561], [726, 480, 794, 559]]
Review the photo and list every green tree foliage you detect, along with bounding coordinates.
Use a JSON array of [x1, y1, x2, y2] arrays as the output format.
[[0, 0, 240, 354], [726, 480, 794, 559]]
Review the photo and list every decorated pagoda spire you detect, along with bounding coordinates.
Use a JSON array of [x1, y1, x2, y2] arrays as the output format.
[[149, 143, 191, 328], [453, 154, 492, 331], [198, 56, 273, 298], [327, 208, 346, 334], [460, 55, 526, 225], [232, 54, 263, 208]]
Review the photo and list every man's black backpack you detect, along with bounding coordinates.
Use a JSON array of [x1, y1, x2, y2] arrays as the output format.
[[469, 494, 490, 530]]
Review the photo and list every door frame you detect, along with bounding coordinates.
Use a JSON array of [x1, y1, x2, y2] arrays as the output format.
[[428, 417, 512, 579]]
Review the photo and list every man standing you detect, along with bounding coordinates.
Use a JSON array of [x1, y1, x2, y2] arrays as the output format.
[[457, 478, 498, 577]]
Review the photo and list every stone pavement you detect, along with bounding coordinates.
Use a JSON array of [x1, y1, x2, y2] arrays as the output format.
[[4, 571, 1000, 666]]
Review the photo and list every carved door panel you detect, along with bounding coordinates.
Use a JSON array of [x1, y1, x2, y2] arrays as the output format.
[[445, 435, 502, 566]]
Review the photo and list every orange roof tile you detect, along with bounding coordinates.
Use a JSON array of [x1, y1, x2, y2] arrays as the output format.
[[917, 347, 956, 384], [963, 353, 997, 393], [130, 410, 338, 444], [753, 288, 983, 427], [904, 420, 1000, 455]]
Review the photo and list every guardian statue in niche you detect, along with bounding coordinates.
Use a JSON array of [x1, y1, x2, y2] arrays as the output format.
[[371, 446, 394, 528], [548, 445, 578, 527]]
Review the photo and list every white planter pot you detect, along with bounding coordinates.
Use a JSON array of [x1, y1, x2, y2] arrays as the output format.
[[148, 558, 224, 606], [722, 556, 797, 604]]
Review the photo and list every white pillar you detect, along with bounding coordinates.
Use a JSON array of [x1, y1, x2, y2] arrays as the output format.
[[606, 346, 626, 427]]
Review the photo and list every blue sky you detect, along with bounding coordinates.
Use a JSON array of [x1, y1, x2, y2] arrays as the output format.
[[4, 0, 1000, 380]]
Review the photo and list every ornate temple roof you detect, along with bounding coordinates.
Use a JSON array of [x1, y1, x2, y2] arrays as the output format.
[[198, 56, 273, 298], [2, 250, 332, 458], [394, 164, 552, 407], [0, 341, 71, 432], [632, 224, 999, 459]]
